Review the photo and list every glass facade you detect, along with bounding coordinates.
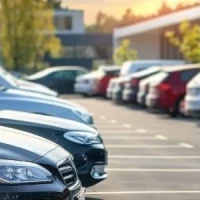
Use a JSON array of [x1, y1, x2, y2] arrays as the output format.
[[63, 46, 111, 59]]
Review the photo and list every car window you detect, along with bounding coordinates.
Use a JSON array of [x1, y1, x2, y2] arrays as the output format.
[[120, 62, 134, 76], [150, 72, 169, 85], [181, 69, 199, 82], [75, 70, 87, 76], [105, 69, 120, 76], [52, 70, 77, 80]]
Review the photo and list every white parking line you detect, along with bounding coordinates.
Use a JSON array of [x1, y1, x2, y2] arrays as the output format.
[[95, 122, 115, 125], [180, 143, 194, 149], [99, 115, 106, 120], [106, 168, 200, 172], [156, 135, 168, 140], [103, 135, 167, 140], [99, 130, 148, 134], [136, 129, 148, 133], [87, 190, 200, 195], [110, 120, 117, 124], [106, 144, 193, 149], [122, 124, 132, 128], [109, 155, 200, 159]]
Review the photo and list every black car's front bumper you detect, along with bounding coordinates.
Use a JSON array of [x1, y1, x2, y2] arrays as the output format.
[[187, 110, 200, 118], [122, 88, 138, 103], [0, 178, 83, 200], [73, 144, 108, 187], [112, 89, 123, 102]]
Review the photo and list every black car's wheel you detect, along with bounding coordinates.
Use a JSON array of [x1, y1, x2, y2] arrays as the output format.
[[169, 97, 184, 118], [83, 93, 88, 97]]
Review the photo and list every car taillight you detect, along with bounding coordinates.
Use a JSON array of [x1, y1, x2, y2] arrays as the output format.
[[159, 83, 171, 91], [131, 79, 139, 86]]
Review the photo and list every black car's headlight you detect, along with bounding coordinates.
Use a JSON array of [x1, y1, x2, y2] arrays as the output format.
[[0, 160, 53, 184], [72, 109, 93, 124], [64, 131, 101, 145]]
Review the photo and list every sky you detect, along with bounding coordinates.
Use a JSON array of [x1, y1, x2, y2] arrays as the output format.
[[62, 0, 199, 24]]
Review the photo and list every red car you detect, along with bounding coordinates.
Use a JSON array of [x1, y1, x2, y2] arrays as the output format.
[[96, 67, 120, 96], [146, 65, 200, 117]]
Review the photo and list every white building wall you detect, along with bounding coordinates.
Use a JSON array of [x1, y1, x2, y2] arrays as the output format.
[[113, 6, 200, 60], [117, 30, 160, 59], [54, 10, 85, 34]]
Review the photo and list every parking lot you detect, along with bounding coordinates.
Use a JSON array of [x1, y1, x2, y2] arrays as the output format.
[[63, 95, 200, 200]]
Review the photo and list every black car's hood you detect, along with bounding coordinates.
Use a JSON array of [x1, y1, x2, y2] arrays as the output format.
[[0, 126, 59, 162]]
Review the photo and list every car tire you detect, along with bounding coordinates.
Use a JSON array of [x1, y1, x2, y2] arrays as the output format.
[[83, 93, 88, 97], [169, 97, 184, 118]]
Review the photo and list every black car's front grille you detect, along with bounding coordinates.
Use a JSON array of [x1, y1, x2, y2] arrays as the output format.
[[0, 192, 68, 200], [87, 149, 107, 164], [57, 159, 77, 187], [73, 154, 88, 169]]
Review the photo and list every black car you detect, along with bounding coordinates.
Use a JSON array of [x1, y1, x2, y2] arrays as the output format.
[[24, 66, 88, 94], [122, 66, 163, 103], [0, 110, 108, 187], [0, 126, 84, 200]]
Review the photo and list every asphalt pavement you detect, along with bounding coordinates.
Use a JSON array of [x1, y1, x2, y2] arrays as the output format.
[[63, 95, 200, 200]]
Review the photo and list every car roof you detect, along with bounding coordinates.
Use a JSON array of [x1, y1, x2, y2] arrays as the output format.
[[47, 66, 88, 72], [98, 65, 120, 71], [26, 66, 89, 80], [162, 64, 200, 72], [124, 60, 185, 64], [0, 110, 97, 133]]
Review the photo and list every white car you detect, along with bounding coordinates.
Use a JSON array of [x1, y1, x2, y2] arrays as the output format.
[[0, 67, 58, 96], [107, 60, 185, 101], [74, 65, 119, 96], [0, 88, 94, 125], [185, 72, 200, 117]]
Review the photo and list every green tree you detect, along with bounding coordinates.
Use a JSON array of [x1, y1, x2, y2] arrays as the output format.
[[158, 2, 172, 15], [165, 20, 200, 63], [121, 8, 135, 25], [113, 39, 137, 65], [86, 11, 119, 33], [47, 0, 62, 9], [0, 0, 62, 71]]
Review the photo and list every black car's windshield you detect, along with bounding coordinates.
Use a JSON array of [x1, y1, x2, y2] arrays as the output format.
[[0, 68, 18, 87], [26, 69, 49, 80]]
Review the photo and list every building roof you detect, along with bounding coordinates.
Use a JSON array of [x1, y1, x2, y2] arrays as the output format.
[[163, 64, 200, 72], [114, 6, 200, 39]]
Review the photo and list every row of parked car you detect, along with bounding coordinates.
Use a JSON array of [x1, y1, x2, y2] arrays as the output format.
[[0, 66, 109, 199], [75, 60, 200, 118]]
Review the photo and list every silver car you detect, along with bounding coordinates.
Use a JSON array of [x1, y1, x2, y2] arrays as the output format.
[[0, 88, 94, 125], [0, 67, 58, 96]]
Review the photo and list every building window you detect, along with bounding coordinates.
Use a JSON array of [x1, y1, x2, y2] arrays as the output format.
[[64, 16, 72, 30]]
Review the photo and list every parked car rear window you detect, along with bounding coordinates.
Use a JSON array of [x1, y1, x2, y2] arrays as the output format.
[[53, 70, 77, 79], [132, 67, 160, 78], [181, 69, 200, 82], [105, 69, 120, 76], [150, 72, 169, 85]]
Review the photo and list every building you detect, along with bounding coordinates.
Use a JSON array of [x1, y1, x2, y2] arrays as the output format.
[[113, 6, 200, 60], [45, 9, 113, 69], [53, 10, 85, 34]]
